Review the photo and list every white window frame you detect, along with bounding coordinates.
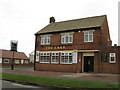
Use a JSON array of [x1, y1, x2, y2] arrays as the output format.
[[61, 33, 73, 44], [60, 53, 72, 64], [0, 58, 2, 63], [15, 59, 20, 64], [51, 53, 59, 64], [84, 31, 93, 42], [4, 59, 10, 64], [41, 35, 51, 45], [40, 53, 50, 63], [110, 53, 116, 63]]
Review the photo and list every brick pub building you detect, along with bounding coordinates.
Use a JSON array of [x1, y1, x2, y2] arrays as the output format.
[[34, 15, 120, 74]]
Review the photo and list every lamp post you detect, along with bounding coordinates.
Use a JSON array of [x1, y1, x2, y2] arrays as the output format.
[[10, 40, 18, 70]]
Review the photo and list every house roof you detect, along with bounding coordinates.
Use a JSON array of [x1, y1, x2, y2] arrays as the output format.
[[35, 15, 106, 35], [0, 49, 29, 60]]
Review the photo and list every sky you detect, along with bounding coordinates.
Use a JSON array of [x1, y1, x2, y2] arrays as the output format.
[[0, 0, 119, 56]]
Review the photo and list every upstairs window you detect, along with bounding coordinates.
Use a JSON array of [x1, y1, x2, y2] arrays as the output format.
[[41, 35, 50, 45], [61, 33, 73, 44], [84, 31, 93, 42], [110, 53, 116, 63]]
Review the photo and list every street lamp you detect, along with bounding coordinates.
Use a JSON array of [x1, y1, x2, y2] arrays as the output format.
[[10, 40, 18, 70]]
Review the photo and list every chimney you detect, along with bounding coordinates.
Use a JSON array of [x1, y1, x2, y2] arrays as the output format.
[[114, 44, 117, 46], [49, 16, 55, 23]]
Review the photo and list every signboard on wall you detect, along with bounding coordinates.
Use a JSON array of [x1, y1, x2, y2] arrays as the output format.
[[36, 51, 40, 62], [72, 52, 78, 63]]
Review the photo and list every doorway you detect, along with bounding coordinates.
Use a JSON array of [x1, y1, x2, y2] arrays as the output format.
[[84, 56, 94, 72]]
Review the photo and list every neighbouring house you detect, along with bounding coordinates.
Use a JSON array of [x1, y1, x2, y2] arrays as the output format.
[[0, 49, 30, 66], [34, 15, 120, 74], [29, 51, 34, 63]]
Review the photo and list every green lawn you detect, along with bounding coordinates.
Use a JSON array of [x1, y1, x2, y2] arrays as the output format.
[[2, 73, 119, 89]]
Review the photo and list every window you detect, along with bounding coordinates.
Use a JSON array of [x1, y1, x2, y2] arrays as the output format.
[[61, 33, 73, 44], [101, 53, 108, 62], [15, 60, 20, 64], [0, 58, 2, 63], [52, 53, 59, 64], [110, 53, 116, 63], [41, 35, 50, 45], [61, 53, 72, 64], [24, 60, 28, 64], [84, 31, 93, 42], [4, 59, 10, 64], [40, 53, 50, 63]]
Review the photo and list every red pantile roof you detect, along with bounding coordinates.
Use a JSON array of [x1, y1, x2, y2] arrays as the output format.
[[0, 49, 29, 60]]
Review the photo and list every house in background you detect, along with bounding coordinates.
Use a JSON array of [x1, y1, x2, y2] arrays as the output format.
[[0, 49, 30, 66], [29, 51, 34, 63], [34, 15, 120, 74]]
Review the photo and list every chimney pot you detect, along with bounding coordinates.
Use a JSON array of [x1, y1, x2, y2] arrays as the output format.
[[50, 16, 55, 23], [114, 44, 117, 46]]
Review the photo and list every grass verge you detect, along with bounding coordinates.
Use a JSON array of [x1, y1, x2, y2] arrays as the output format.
[[2, 72, 120, 89]]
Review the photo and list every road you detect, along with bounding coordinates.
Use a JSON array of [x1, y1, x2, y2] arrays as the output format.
[[2, 80, 47, 89], [2, 80, 75, 90]]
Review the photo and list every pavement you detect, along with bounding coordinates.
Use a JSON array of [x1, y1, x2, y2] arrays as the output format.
[[2, 69, 120, 84]]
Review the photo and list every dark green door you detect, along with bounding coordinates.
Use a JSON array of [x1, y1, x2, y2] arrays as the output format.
[[84, 56, 94, 72]]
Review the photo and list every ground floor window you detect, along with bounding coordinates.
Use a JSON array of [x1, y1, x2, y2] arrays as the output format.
[[24, 60, 29, 64], [0, 58, 2, 63], [51, 53, 59, 64], [61, 53, 72, 64], [110, 53, 116, 63], [4, 59, 10, 64], [15, 59, 20, 64], [40, 53, 50, 63], [101, 53, 108, 62]]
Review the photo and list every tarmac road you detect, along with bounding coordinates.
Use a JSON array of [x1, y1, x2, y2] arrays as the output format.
[[2, 80, 78, 90], [2, 80, 49, 90]]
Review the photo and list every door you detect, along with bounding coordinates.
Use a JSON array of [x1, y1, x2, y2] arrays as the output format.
[[84, 56, 94, 72]]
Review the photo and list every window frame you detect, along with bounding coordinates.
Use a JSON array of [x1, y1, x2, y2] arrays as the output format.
[[84, 31, 93, 42], [41, 35, 51, 45], [51, 53, 59, 64], [15, 59, 20, 64], [109, 53, 116, 63], [61, 33, 73, 44], [101, 53, 108, 62], [60, 53, 72, 64], [4, 58, 10, 64], [40, 53, 50, 63]]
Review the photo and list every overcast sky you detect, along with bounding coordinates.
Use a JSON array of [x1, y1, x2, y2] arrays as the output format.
[[0, 0, 119, 56]]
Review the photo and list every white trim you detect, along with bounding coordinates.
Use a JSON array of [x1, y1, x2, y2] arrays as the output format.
[[84, 31, 93, 42], [40, 62, 50, 63], [78, 50, 99, 52], [51, 53, 59, 64], [4, 59, 10, 64], [41, 35, 51, 45], [61, 33, 73, 44], [60, 32, 74, 35], [109, 53, 116, 63], [82, 30, 95, 32], [39, 50, 73, 53]]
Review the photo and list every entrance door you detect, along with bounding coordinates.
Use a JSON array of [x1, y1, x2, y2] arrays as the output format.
[[84, 56, 94, 72]]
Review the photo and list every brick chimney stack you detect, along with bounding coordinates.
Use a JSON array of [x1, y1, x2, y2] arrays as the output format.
[[49, 16, 55, 23]]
